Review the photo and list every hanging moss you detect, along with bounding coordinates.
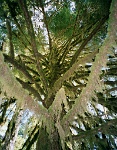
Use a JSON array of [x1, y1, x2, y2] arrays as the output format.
[[61, 0, 117, 136]]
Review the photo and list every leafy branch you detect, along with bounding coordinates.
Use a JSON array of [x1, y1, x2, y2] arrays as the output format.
[[70, 15, 108, 66], [46, 49, 98, 107], [0, 51, 48, 117], [61, 0, 117, 135], [18, 0, 48, 92], [3, 54, 45, 96], [72, 118, 117, 140]]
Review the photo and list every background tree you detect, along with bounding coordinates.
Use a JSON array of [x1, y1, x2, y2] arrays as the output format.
[[0, 0, 117, 149]]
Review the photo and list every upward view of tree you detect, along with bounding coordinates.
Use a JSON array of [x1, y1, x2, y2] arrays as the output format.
[[0, 0, 117, 149]]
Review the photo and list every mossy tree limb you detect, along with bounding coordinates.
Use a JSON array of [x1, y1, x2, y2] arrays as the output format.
[[61, 0, 117, 135], [0, 51, 48, 118]]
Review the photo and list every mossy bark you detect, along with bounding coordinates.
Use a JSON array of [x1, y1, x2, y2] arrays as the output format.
[[36, 127, 62, 150]]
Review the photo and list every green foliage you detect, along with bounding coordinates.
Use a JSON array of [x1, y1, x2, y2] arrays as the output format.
[[48, 0, 111, 38], [48, 6, 75, 37]]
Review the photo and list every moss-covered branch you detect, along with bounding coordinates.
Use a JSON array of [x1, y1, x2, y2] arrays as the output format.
[[0, 51, 48, 117], [72, 118, 117, 140], [16, 77, 43, 103], [46, 49, 98, 107], [6, 19, 14, 59], [17, 0, 48, 92], [61, 0, 117, 135], [3, 54, 45, 96], [39, 0, 52, 51], [70, 15, 108, 66]]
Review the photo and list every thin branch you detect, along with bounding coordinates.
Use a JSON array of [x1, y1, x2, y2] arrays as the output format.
[[39, 0, 52, 51], [8, 109, 23, 150], [21, 124, 39, 149], [16, 77, 43, 103], [46, 49, 99, 107], [18, 0, 48, 92], [70, 15, 108, 66], [6, 20, 14, 59], [72, 118, 117, 141], [59, 23, 94, 65], [20, 54, 35, 63], [3, 54, 45, 96], [13, 31, 32, 53], [106, 87, 117, 93], [6, 0, 31, 47], [13, 19, 31, 46]]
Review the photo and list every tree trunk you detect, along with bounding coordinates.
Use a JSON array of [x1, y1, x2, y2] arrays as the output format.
[[36, 127, 62, 150]]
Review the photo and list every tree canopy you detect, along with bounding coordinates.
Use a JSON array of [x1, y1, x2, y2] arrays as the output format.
[[0, 0, 117, 149]]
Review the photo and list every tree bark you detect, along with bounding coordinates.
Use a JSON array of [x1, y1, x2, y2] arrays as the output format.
[[36, 127, 62, 150]]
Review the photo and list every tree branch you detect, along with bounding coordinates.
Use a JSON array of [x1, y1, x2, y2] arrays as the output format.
[[0, 51, 48, 117], [46, 49, 99, 107], [3, 54, 45, 96], [70, 15, 108, 66], [6, 19, 14, 59], [61, 0, 117, 135], [18, 0, 48, 92], [39, 0, 52, 51], [16, 77, 43, 102], [72, 118, 117, 141]]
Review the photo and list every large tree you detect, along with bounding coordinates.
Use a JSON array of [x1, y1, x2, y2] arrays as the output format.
[[0, 0, 117, 149]]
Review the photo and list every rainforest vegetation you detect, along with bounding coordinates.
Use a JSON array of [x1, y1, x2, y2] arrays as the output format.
[[0, 0, 117, 149]]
